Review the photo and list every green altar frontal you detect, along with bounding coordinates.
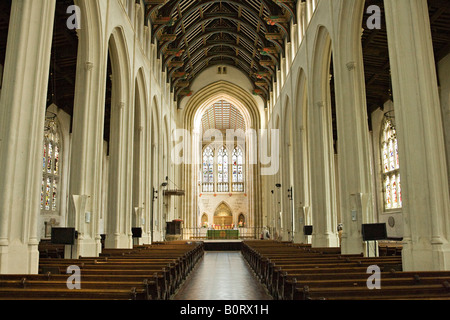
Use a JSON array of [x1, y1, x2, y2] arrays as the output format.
[[207, 230, 239, 240]]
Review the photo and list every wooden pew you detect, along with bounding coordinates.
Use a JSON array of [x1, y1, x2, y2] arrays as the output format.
[[0, 277, 150, 300], [1, 273, 163, 300], [38, 241, 65, 259], [0, 287, 146, 300], [269, 258, 402, 299], [241, 240, 450, 300], [39, 244, 203, 299], [296, 282, 450, 300], [0, 241, 204, 300], [38, 260, 170, 299], [378, 241, 403, 256], [283, 271, 450, 300]]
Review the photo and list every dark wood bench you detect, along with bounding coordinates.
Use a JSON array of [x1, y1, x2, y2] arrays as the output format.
[[283, 271, 450, 300], [1, 273, 161, 300], [0, 277, 152, 299], [295, 282, 450, 300], [0, 241, 204, 300], [38, 262, 171, 299], [0, 287, 146, 300], [242, 240, 450, 300], [38, 241, 65, 259], [378, 241, 403, 256]]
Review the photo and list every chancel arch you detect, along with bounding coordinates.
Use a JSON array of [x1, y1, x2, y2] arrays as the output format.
[[181, 79, 263, 239]]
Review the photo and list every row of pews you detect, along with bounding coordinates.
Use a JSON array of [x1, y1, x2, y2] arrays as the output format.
[[38, 241, 65, 259], [242, 241, 450, 300], [0, 241, 204, 300]]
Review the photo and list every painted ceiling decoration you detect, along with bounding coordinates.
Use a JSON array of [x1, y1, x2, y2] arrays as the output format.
[[145, 0, 298, 106]]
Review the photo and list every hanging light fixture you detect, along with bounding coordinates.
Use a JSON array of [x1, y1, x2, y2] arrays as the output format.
[[383, 110, 396, 131], [44, 46, 58, 135], [44, 111, 58, 137]]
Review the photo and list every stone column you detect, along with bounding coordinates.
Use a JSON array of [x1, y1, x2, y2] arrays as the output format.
[[105, 101, 133, 249], [281, 111, 294, 241], [384, 0, 450, 271], [333, 59, 375, 255], [308, 100, 339, 247], [0, 0, 56, 274], [306, 0, 314, 22], [299, 2, 307, 43], [68, 58, 105, 258], [293, 126, 310, 244]]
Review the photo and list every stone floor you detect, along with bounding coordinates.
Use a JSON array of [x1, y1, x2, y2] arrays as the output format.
[[172, 251, 273, 300]]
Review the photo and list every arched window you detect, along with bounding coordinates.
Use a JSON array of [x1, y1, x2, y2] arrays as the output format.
[[381, 118, 402, 210], [217, 146, 229, 192], [232, 147, 244, 192], [41, 116, 61, 213], [202, 147, 214, 192]]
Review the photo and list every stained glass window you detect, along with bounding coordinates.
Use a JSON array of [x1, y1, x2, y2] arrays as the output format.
[[41, 117, 61, 213], [202, 147, 214, 192], [232, 147, 244, 192], [381, 119, 402, 210], [217, 146, 229, 192]]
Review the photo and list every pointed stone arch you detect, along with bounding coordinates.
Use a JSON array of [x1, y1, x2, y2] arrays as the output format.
[[181, 81, 263, 237]]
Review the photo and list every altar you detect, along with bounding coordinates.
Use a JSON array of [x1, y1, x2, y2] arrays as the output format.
[[207, 229, 239, 240]]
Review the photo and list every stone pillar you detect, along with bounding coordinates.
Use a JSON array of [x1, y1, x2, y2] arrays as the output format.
[[306, 0, 314, 22], [68, 58, 104, 258], [0, 0, 56, 274], [299, 2, 307, 43], [293, 125, 311, 244], [105, 101, 133, 249], [308, 101, 339, 247], [384, 0, 450, 271], [67, 0, 108, 257], [333, 59, 375, 255], [281, 110, 294, 241]]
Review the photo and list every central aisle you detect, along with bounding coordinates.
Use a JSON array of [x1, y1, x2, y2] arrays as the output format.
[[172, 251, 273, 300]]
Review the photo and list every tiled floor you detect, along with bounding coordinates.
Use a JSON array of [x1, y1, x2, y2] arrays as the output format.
[[172, 251, 273, 300]]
